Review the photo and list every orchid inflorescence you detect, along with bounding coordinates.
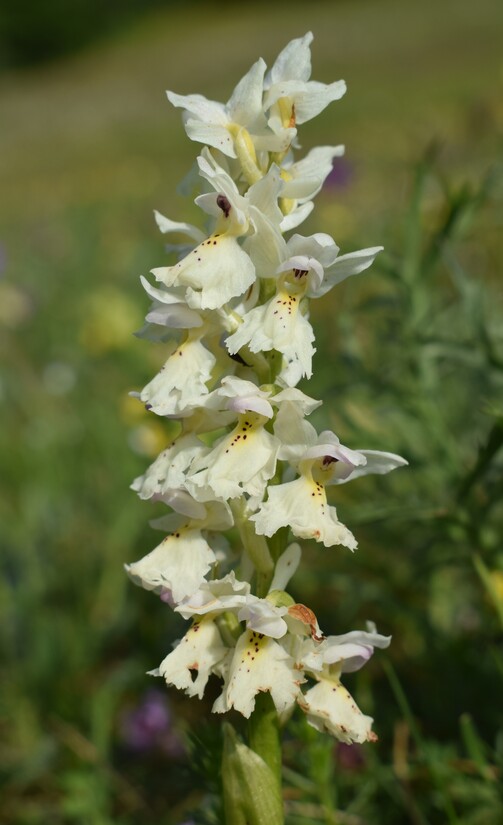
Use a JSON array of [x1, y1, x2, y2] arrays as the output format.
[[127, 32, 407, 749]]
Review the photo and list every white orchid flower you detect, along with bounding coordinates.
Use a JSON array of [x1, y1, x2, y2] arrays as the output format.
[[251, 468, 358, 550], [151, 150, 283, 311], [276, 414, 408, 481], [163, 547, 315, 717], [175, 571, 252, 620], [211, 578, 323, 721], [167, 57, 294, 160], [226, 233, 382, 386], [213, 629, 302, 719], [187, 410, 280, 501], [214, 375, 275, 418], [154, 616, 229, 699], [129, 31, 401, 760], [125, 524, 217, 605], [301, 626, 391, 675], [251, 430, 361, 548], [225, 280, 315, 387], [263, 33, 346, 136], [177, 543, 315, 640], [297, 626, 390, 744], [252, 426, 407, 547], [130, 432, 208, 503], [298, 676, 376, 744], [125, 504, 232, 604], [139, 330, 216, 417]]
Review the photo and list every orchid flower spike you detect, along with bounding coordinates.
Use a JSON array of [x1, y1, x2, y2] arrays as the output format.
[[127, 33, 408, 775]]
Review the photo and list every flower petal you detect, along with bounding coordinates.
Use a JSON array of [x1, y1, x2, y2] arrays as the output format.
[[153, 234, 255, 310], [216, 630, 301, 718], [157, 617, 228, 699], [269, 543, 302, 591], [298, 678, 376, 743], [251, 474, 357, 550], [125, 528, 216, 604]]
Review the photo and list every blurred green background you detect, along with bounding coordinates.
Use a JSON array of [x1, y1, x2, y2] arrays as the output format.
[[1, 1, 503, 823]]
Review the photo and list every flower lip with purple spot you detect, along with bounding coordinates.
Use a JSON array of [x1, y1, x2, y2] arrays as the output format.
[[216, 193, 231, 217]]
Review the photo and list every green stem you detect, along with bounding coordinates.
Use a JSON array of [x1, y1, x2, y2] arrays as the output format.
[[248, 692, 282, 790]]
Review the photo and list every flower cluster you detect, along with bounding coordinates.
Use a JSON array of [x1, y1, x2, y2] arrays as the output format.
[[128, 32, 407, 744]]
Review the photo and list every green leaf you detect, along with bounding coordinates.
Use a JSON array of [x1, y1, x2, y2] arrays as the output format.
[[222, 723, 284, 825]]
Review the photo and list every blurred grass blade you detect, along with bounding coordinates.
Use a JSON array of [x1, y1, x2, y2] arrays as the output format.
[[460, 714, 494, 782], [473, 554, 503, 628], [383, 661, 460, 825]]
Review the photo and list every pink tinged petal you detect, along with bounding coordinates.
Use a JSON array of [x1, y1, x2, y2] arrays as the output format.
[[125, 528, 217, 604], [327, 629, 392, 652], [298, 678, 376, 744], [238, 600, 288, 639], [272, 387, 322, 414], [322, 642, 374, 672], [218, 631, 301, 718], [176, 572, 251, 620], [159, 587, 175, 606], [216, 376, 272, 407], [157, 618, 228, 699], [228, 395, 274, 417], [304, 433, 366, 468], [305, 630, 391, 674], [329, 450, 408, 485]]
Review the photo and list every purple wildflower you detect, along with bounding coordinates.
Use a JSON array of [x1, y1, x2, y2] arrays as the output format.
[[120, 689, 185, 756]]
